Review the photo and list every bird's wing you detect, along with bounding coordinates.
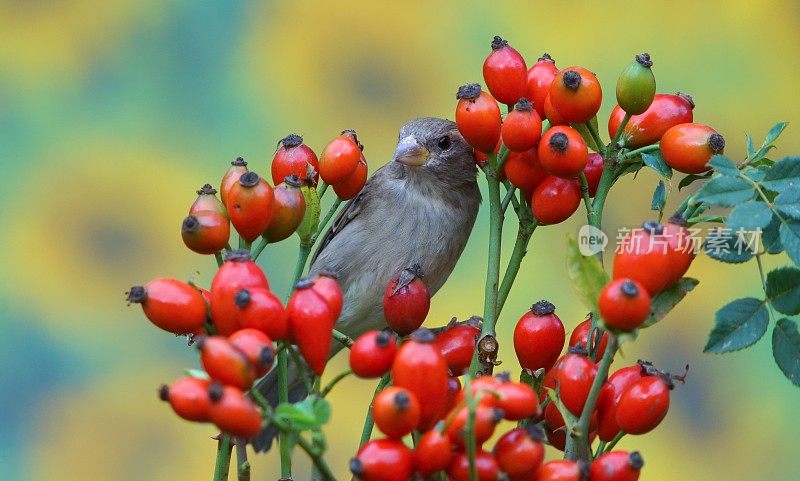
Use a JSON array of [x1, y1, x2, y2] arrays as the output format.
[[310, 171, 379, 265]]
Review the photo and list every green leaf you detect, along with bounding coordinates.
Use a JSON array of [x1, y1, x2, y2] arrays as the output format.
[[726, 201, 774, 232], [766, 266, 800, 315], [678, 172, 713, 191], [565, 234, 610, 313], [707, 155, 739, 176], [742, 166, 767, 183], [693, 176, 755, 207], [762, 156, 800, 193], [745, 133, 756, 161], [753, 122, 789, 162], [779, 221, 800, 265], [651, 180, 666, 212], [275, 397, 323, 431], [775, 189, 800, 219], [642, 277, 699, 328], [773, 318, 800, 386], [762, 216, 784, 255], [617, 161, 643, 177], [704, 228, 754, 263], [704, 297, 769, 353], [641, 151, 672, 178], [313, 396, 331, 425]]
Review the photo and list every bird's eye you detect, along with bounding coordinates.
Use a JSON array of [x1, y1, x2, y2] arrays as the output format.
[[437, 136, 452, 150]]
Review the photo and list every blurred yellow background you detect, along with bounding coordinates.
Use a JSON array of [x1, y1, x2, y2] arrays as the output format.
[[1, 1, 799, 480]]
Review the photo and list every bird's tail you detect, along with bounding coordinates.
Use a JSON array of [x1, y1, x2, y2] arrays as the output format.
[[249, 351, 309, 452]]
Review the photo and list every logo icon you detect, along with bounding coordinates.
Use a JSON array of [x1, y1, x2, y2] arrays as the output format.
[[578, 225, 608, 256]]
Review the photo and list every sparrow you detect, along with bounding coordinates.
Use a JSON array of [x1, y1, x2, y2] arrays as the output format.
[[252, 117, 481, 451]]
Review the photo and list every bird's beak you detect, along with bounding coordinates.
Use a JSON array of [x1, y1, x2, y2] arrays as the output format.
[[393, 136, 430, 167]]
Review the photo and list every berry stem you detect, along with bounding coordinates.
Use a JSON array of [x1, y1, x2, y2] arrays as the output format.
[[212, 434, 233, 481], [320, 369, 353, 398], [611, 112, 632, 147], [317, 181, 329, 200], [603, 431, 625, 454], [251, 238, 269, 261], [359, 373, 391, 445], [214, 251, 224, 268], [332, 329, 354, 348], [296, 435, 338, 481], [620, 143, 660, 160], [584, 121, 606, 157], [288, 345, 316, 394], [496, 217, 538, 314]]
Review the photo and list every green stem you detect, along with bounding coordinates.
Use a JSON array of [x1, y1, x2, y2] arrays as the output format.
[[566, 335, 618, 461], [242, 239, 252, 251], [236, 441, 250, 481], [621, 143, 660, 160], [579, 172, 593, 208], [469, 152, 504, 376], [501, 185, 517, 215], [611, 112, 631, 147], [332, 329, 354, 348], [585, 121, 605, 156], [312, 198, 343, 245], [277, 345, 292, 478], [594, 440, 607, 459], [359, 373, 391, 446], [496, 220, 537, 314], [321, 369, 353, 398], [296, 435, 338, 481], [213, 434, 233, 481], [290, 243, 313, 287], [251, 238, 269, 261], [288, 345, 316, 394], [317, 181, 329, 200], [604, 431, 625, 453], [214, 251, 224, 268], [464, 376, 479, 481]]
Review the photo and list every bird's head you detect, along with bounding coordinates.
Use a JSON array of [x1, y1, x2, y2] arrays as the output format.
[[392, 117, 477, 186]]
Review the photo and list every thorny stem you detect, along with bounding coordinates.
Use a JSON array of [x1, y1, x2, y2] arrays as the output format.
[[359, 373, 391, 446], [566, 335, 618, 461], [469, 151, 505, 376], [213, 434, 233, 481], [236, 440, 250, 481]]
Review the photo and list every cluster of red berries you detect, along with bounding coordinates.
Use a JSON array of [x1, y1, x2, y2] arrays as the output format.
[[128, 251, 343, 439], [128, 130, 373, 439], [455, 36, 725, 226], [348, 321, 652, 481], [600, 219, 696, 331], [181, 131, 368, 256]]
